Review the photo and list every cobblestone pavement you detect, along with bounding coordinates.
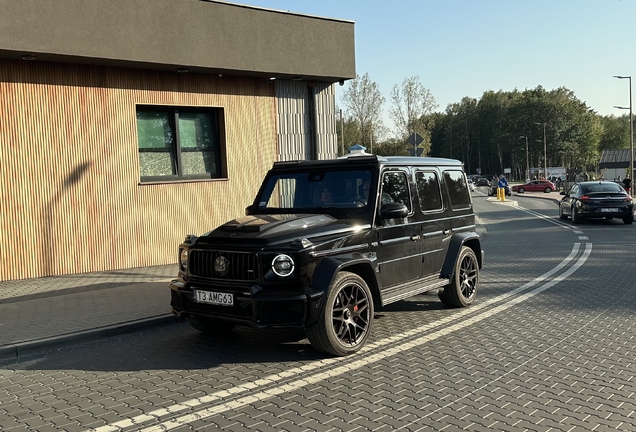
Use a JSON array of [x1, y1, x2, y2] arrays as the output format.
[[0, 265, 178, 358], [1, 196, 635, 431]]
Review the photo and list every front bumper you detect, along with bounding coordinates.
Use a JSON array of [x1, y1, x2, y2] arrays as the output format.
[[170, 280, 324, 329]]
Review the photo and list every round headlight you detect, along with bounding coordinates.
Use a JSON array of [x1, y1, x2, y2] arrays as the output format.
[[180, 249, 188, 270], [271, 254, 294, 277]]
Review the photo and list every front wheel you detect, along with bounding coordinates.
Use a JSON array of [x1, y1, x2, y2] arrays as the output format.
[[624, 215, 634, 224], [439, 246, 479, 308], [544, 187, 552, 193], [558, 205, 568, 219], [306, 272, 374, 356], [518, 187, 525, 193]]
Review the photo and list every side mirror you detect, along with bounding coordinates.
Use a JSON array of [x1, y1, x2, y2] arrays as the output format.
[[379, 202, 409, 219], [560, 191, 566, 196], [245, 204, 255, 215]]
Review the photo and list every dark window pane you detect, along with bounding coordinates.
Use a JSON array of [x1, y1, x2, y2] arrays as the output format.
[[137, 111, 174, 149], [415, 171, 442, 211], [136, 107, 224, 181], [444, 170, 471, 208], [179, 112, 220, 177], [381, 171, 411, 211], [137, 111, 176, 177]]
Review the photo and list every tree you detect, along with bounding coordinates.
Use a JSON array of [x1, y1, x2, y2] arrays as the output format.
[[373, 138, 409, 156], [340, 73, 386, 151], [598, 114, 631, 151], [389, 76, 438, 155]]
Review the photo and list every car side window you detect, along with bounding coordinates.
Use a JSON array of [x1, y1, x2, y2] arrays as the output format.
[[415, 170, 443, 212], [381, 171, 412, 211], [443, 170, 471, 209]]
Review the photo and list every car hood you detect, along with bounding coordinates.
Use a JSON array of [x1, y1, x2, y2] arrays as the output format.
[[194, 214, 369, 245]]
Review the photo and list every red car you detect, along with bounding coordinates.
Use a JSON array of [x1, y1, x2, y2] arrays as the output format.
[[511, 180, 556, 193]]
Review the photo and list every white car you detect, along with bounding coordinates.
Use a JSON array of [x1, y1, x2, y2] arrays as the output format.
[[467, 179, 476, 191]]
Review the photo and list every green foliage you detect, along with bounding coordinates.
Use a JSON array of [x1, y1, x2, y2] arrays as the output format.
[[598, 114, 631, 151], [429, 85, 610, 176], [372, 138, 410, 156], [389, 76, 438, 155], [338, 76, 628, 175], [339, 73, 385, 152]]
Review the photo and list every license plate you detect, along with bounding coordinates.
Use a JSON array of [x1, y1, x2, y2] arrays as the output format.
[[193, 290, 234, 306], [600, 208, 619, 212]]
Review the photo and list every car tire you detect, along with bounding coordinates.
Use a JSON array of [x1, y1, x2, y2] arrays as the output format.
[[571, 206, 581, 224], [186, 316, 236, 334], [518, 187, 525, 193], [559, 205, 568, 219], [306, 271, 374, 356], [623, 215, 634, 224], [544, 187, 551, 193], [439, 246, 479, 308]]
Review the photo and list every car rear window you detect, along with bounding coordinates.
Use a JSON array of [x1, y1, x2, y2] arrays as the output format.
[[581, 184, 622, 193]]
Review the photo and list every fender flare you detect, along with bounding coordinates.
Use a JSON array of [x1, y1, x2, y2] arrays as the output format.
[[440, 232, 483, 279], [306, 257, 378, 325]]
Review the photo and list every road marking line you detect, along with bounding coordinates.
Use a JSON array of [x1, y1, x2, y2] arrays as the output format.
[[135, 243, 593, 432], [88, 243, 585, 432], [512, 205, 575, 230]]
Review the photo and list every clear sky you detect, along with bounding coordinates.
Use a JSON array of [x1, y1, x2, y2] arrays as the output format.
[[236, 0, 635, 123]]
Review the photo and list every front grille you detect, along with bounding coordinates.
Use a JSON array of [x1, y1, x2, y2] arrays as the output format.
[[189, 250, 258, 281]]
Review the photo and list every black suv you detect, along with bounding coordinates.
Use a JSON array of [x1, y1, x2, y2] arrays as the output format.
[[170, 154, 483, 356]]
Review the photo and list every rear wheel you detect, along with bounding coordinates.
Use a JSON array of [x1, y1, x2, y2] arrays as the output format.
[[439, 246, 479, 308], [187, 316, 236, 334], [306, 272, 374, 356], [571, 206, 581, 224]]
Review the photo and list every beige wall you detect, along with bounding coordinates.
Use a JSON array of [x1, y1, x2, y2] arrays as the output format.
[[0, 59, 278, 281]]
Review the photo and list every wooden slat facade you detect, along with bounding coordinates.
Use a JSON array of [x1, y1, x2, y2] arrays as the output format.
[[0, 59, 279, 281]]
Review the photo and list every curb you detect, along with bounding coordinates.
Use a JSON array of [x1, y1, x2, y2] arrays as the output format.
[[0, 314, 179, 363]]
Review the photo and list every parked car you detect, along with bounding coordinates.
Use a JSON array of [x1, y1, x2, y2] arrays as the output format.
[[170, 154, 483, 356], [475, 177, 490, 187], [468, 178, 475, 191], [512, 180, 556, 193], [559, 181, 633, 224]]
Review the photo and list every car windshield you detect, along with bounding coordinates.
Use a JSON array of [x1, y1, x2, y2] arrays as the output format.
[[256, 169, 373, 212]]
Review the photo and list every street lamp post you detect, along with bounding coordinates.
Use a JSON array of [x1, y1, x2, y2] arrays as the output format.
[[614, 75, 633, 197], [520, 135, 529, 181], [535, 122, 547, 180]]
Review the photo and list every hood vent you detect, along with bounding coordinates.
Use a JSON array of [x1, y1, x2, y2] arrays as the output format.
[[220, 225, 261, 233]]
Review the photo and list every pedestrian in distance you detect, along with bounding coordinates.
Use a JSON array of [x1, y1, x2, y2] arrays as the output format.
[[497, 174, 508, 200], [623, 175, 631, 194]]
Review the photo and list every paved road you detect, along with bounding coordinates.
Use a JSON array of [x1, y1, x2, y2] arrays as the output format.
[[1, 194, 635, 432]]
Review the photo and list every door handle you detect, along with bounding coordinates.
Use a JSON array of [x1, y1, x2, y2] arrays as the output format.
[[443, 230, 450, 235], [410, 235, 420, 241]]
